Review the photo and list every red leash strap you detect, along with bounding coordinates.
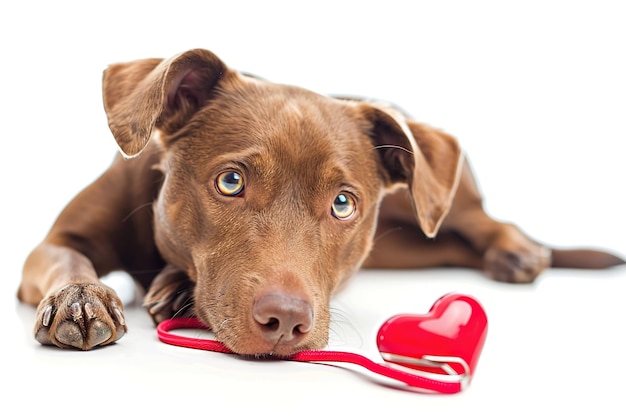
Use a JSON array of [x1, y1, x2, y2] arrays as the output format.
[[157, 317, 233, 353], [290, 350, 464, 394], [157, 317, 464, 394]]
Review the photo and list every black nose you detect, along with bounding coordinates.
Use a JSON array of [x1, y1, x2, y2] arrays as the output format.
[[253, 293, 313, 346]]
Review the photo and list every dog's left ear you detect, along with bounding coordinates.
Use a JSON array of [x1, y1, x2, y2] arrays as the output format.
[[360, 103, 463, 237], [103, 49, 227, 157]]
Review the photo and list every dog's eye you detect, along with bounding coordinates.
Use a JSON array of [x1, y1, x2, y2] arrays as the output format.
[[331, 193, 356, 220], [216, 171, 244, 196]]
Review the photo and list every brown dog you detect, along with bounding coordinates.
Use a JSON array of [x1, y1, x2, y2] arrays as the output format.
[[18, 48, 624, 356]]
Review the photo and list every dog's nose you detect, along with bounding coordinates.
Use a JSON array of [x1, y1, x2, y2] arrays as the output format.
[[253, 293, 313, 346]]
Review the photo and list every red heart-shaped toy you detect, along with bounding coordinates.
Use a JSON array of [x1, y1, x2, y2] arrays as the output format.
[[377, 293, 488, 382]]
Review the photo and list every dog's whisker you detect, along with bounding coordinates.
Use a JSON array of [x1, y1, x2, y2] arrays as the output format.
[[372, 226, 403, 243], [172, 301, 194, 319], [122, 202, 153, 223], [217, 318, 231, 332], [328, 307, 363, 348], [371, 144, 414, 154], [270, 336, 284, 355]]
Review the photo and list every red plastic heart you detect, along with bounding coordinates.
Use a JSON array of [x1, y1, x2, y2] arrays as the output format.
[[376, 293, 488, 380]]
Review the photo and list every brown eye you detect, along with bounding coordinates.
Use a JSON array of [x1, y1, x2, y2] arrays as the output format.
[[331, 193, 356, 220], [216, 171, 244, 196]]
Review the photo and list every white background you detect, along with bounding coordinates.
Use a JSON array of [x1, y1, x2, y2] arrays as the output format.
[[1, 1, 625, 415]]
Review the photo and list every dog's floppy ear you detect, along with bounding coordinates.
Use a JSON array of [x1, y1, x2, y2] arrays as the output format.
[[361, 103, 463, 237], [102, 49, 227, 157]]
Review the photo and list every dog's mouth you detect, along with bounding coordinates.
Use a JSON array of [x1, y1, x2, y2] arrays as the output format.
[[194, 291, 330, 357], [211, 324, 326, 358], [238, 345, 307, 360]]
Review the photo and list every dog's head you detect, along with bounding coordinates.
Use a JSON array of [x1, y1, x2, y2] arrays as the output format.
[[103, 49, 462, 356]]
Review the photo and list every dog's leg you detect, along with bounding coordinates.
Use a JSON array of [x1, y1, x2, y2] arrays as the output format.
[[370, 159, 551, 282], [20, 242, 127, 349], [19, 172, 128, 349], [18, 152, 162, 349], [442, 161, 624, 280], [364, 224, 484, 270], [143, 265, 195, 324], [371, 157, 624, 282], [442, 159, 554, 282]]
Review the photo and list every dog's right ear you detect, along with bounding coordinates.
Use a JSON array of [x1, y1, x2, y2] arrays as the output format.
[[102, 49, 227, 157]]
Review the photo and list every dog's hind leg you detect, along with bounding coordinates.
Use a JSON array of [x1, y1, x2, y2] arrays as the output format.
[[372, 157, 623, 283], [364, 224, 484, 270]]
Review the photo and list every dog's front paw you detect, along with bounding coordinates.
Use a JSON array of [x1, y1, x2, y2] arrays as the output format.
[[483, 228, 551, 283], [35, 283, 126, 350], [143, 265, 195, 324]]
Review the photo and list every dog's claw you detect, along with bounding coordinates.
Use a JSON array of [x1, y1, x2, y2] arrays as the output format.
[[147, 299, 168, 316], [70, 302, 83, 321], [41, 305, 53, 327], [85, 302, 96, 320], [112, 302, 126, 326]]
